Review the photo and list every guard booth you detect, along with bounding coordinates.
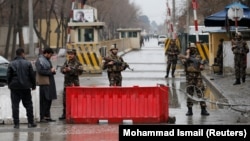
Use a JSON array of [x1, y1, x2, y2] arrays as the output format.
[[117, 28, 142, 49], [67, 5, 105, 73], [207, 30, 250, 74]]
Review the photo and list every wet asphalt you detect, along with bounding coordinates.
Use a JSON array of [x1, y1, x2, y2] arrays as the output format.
[[202, 70, 250, 123]]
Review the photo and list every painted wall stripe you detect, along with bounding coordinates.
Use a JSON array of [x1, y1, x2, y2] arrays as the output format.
[[201, 43, 209, 60], [196, 43, 209, 61], [78, 45, 87, 64]]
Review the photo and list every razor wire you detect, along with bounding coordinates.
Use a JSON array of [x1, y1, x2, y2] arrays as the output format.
[[166, 84, 250, 116]]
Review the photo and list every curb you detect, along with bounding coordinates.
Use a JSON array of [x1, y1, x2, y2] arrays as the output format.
[[201, 72, 226, 100]]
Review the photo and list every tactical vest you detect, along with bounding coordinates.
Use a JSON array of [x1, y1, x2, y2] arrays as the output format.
[[166, 45, 179, 60], [66, 59, 83, 76], [186, 48, 202, 72], [232, 39, 247, 54], [107, 55, 125, 72]]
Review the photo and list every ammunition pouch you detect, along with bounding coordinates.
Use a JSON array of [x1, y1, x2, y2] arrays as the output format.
[[186, 59, 203, 72], [187, 65, 200, 72], [186, 57, 201, 72]]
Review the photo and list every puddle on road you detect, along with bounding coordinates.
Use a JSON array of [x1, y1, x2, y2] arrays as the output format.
[[168, 81, 227, 110], [203, 87, 227, 110]]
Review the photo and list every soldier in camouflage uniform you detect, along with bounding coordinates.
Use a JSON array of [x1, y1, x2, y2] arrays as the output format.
[[59, 49, 84, 120], [231, 32, 249, 85], [165, 39, 180, 78], [178, 43, 209, 116], [103, 44, 127, 86]]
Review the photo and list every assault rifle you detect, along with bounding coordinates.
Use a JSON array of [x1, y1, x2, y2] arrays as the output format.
[[232, 39, 248, 54], [103, 57, 134, 71], [56, 65, 87, 73], [178, 54, 207, 70]]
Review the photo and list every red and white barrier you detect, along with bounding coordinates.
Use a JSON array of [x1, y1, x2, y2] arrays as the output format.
[[192, 0, 199, 42]]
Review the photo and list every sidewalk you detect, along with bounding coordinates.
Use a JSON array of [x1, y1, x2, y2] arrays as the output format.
[[202, 70, 250, 122]]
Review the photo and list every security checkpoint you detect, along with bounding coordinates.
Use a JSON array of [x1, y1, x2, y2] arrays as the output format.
[[63, 2, 172, 124]]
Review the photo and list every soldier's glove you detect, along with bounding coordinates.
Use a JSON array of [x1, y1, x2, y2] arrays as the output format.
[[200, 64, 204, 71], [178, 54, 186, 59]]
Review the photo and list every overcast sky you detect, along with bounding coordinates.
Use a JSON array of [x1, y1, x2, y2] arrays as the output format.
[[130, 0, 167, 25], [129, 0, 187, 25]]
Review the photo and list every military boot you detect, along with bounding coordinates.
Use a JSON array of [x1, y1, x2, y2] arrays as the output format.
[[201, 107, 210, 116], [186, 107, 193, 116], [165, 71, 169, 78], [233, 79, 241, 85], [172, 69, 175, 78]]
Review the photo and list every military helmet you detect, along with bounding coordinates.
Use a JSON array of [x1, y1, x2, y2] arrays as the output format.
[[110, 44, 118, 51], [170, 39, 176, 43], [189, 43, 196, 48], [236, 32, 242, 37], [67, 49, 76, 54]]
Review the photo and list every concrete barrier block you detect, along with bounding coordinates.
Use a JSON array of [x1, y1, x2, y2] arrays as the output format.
[[0, 86, 40, 124]]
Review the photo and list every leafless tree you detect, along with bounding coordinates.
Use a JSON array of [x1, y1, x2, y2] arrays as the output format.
[[0, 0, 148, 56], [90, 0, 143, 39]]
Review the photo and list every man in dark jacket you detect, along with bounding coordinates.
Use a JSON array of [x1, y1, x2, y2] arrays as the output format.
[[35, 47, 57, 122], [7, 48, 37, 129]]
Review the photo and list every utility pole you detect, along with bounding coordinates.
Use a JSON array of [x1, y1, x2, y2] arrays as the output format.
[[29, 0, 35, 57], [166, 0, 172, 38], [192, 0, 199, 43], [186, 0, 190, 46], [172, 0, 176, 39], [166, 0, 174, 39]]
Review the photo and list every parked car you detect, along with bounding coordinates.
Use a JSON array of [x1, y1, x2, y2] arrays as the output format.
[[157, 35, 167, 45], [0, 56, 9, 85]]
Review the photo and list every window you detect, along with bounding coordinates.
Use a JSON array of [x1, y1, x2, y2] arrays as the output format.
[[121, 32, 126, 38], [128, 31, 137, 38], [78, 28, 94, 42]]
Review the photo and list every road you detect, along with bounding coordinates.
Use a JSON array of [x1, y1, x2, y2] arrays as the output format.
[[0, 38, 246, 141]]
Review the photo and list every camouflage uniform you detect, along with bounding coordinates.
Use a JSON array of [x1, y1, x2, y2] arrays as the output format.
[[231, 32, 249, 85], [165, 39, 180, 78], [61, 58, 83, 87], [103, 45, 127, 86], [179, 43, 209, 116], [104, 54, 126, 86], [59, 49, 84, 119]]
